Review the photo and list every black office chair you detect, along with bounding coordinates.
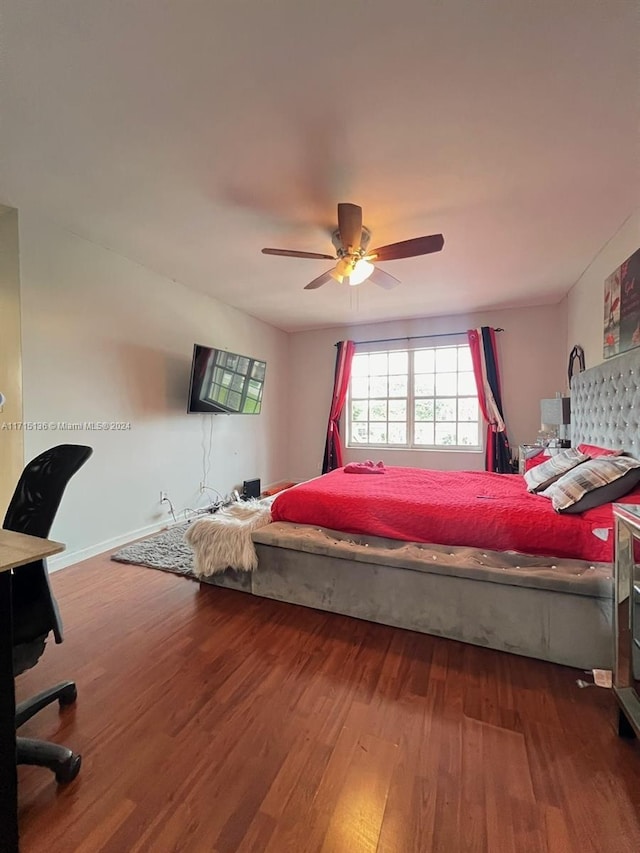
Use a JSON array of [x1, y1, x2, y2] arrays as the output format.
[[4, 444, 92, 783]]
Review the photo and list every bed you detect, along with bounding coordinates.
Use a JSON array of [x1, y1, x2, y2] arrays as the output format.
[[200, 348, 640, 669]]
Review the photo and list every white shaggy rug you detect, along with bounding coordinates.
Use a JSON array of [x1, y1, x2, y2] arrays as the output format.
[[111, 523, 195, 577], [111, 498, 274, 578], [184, 498, 274, 577]]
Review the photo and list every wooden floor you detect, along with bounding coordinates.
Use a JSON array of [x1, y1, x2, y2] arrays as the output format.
[[15, 553, 640, 853]]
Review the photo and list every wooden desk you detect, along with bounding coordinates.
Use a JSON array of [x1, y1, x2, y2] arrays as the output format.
[[0, 530, 64, 853]]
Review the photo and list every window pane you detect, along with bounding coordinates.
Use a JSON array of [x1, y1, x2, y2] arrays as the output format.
[[458, 398, 478, 421], [369, 423, 387, 443], [388, 351, 408, 373], [389, 376, 407, 396], [247, 379, 261, 398], [352, 424, 368, 443], [369, 353, 388, 374], [435, 423, 456, 445], [415, 422, 434, 445], [458, 423, 479, 446], [351, 401, 367, 421], [436, 372, 457, 395], [388, 423, 407, 444], [370, 376, 387, 397], [351, 377, 368, 398], [415, 399, 434, 421], [252, 362, 266, 381], [227, 390, 242, 409], [458, 348, 472, 371], [388, 399, 407, 420], [436, 347, 457, 371], [414, 374, 435, 396], [414, 349, 434, 372], [435, 399, 456, 421], [351, 354, 369, 376], [458, 372, 477, 395], [369, 401, 387, 421]]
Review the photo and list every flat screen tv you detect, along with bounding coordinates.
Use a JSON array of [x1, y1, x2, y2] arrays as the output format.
[[187, 344, 266, 414]]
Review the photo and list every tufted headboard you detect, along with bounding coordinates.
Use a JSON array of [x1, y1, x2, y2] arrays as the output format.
[[571, 348, 640, 456]]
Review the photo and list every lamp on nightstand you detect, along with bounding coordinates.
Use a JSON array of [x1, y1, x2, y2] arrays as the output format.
[[540, 396, 571, 447]]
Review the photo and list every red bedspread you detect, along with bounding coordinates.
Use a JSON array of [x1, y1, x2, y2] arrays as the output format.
[[271, 466, 638, 563]]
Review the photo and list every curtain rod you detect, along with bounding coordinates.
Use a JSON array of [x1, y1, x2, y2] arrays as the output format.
[[336, 328, 504, 347]]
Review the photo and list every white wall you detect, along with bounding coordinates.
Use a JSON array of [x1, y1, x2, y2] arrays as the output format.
[[18, 212, 289, 568], [566, 210, 640, 367], [0, 206, 23, 516], [288, 304, 567, 482]]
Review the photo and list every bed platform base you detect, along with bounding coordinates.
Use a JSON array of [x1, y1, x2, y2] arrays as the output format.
[[201, 522, 613, 670]]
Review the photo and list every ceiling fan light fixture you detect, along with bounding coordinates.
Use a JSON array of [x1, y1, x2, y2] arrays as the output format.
[[348, 259, 375, 286], [261, 202, 444, 292], [335, 258, 351, 277]]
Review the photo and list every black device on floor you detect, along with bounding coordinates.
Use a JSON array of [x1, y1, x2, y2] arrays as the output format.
[[242, 478, 261, 500]]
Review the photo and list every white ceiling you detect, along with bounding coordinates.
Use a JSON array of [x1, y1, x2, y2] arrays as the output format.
[[0, 1, 637, 332]]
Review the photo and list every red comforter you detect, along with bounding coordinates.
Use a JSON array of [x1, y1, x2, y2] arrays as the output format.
[[271, 466, 638, 563]]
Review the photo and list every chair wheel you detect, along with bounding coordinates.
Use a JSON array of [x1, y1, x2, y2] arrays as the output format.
[[54, 753, 81, 784], [59, 684, 78, 707]]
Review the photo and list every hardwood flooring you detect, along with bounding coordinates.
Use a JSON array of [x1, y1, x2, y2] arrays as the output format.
[[15, 553, 640, 852]]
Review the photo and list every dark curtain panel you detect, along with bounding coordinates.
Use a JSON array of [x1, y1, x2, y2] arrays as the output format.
[[467, 327, 511, 473], [322, 340, 355, 474]]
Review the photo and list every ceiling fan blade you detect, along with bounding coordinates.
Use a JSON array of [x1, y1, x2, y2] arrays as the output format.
[[262, 248, 335, 260], [370, 234, 444, 262], [304, 269, 337, 290], [369, 268, 401, 290], [337, 203, 363, 251]]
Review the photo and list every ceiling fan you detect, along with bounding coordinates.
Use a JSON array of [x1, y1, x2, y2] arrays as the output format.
[[261, 202, 444, 290]]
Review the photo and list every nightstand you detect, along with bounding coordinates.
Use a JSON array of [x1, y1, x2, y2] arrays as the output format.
[[518, 444, 544, 474], [613, 504, 640, 739], [517, 444, 564, 474]]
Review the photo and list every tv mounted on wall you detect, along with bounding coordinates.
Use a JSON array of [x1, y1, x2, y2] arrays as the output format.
[[187, 344, 266, 414]]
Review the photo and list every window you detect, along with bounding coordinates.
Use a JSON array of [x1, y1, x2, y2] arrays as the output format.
[[347, 344, 481, 450], [205, 351, 265, 414]]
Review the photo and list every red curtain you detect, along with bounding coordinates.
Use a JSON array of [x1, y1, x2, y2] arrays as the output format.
[[467, 327, 511, 473], [322, 340, 355, 473]]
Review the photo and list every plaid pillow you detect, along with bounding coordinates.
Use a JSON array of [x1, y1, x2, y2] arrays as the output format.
[[523, 448, 589, 493], [539, 456, 640, 511]]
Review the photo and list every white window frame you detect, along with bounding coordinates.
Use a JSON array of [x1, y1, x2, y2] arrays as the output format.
[[346, 342, 482, 452]]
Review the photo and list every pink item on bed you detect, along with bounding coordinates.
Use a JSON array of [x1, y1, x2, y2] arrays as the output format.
[[271, 465, 639, 562], [344, 460, 386, 474]]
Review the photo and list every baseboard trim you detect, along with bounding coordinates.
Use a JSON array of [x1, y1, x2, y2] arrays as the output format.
[[47, 519, 179, 573]]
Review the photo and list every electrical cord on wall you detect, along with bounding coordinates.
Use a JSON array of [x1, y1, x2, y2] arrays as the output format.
[[201, 485, 224, 503], [201, 416, 215, 490], [160, 494, 177, 523]]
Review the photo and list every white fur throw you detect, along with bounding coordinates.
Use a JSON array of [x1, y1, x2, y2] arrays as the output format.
[[184, 499, 274, 576]]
